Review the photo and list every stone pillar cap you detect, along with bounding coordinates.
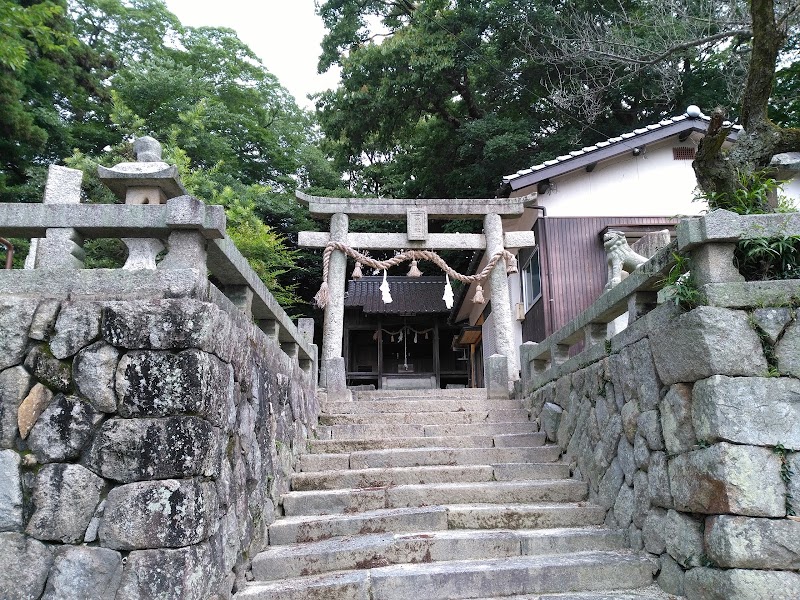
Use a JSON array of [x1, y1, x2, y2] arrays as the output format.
[[97, 136, 187, 201]]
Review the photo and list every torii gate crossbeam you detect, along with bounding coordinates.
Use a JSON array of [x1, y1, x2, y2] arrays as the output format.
[[296, 191, 537, 396]]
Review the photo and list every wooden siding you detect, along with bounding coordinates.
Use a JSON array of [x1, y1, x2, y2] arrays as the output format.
[[522, 298, 546, 342], [522, 217, 677, 341]]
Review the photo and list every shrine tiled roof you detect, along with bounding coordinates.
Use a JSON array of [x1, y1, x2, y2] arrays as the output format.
[[345, 276, 450, 314], [502, 108, 742, 192]]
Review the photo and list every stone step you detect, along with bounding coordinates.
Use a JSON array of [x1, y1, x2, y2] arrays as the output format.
[[467, 586, 678, 600], [292, 465, 488, 491], [446, 503, 606, 530], [251, 528, 627, 581], [291, 463, 570, 491], [317, 422, 538, 440], [268, 506, 449, 545], [283, 480, 587, 516], [299, 446, 562, 472], [354, 388, 489, 400], [494, 433, 546, 447], [308, 432, 545, 453], [322, 398, 523, 414], [369, 552, 655, 600], [238, 552, 654, 600], [319, 409, 530, 426], [236, 570, 369, 600]]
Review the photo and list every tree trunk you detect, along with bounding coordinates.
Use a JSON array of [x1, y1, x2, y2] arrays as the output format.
[[692, 0, 800, 204]]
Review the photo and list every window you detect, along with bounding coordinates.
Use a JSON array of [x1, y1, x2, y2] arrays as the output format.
[[521, 247, 542, 311]]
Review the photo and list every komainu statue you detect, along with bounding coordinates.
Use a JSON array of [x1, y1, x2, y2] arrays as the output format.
[[604, 230, 648, 290]]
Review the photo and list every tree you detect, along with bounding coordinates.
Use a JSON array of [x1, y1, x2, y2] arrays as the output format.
[[1, 0, 338, 310], [693, 0, 799, 202], [0, 0, 111, 202], [314, 0, 745, 199], [316, 0, 555, 198], [518, 0, 800, 204]]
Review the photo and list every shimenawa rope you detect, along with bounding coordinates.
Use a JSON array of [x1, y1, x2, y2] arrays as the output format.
[[314, 242, 518, 309]]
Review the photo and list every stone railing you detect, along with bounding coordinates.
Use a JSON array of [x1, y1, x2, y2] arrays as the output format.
[[0, 165, 320, 598], [0, 195, 317, 379], [520, 208, 800, 391], [518, 209, 800, 599]]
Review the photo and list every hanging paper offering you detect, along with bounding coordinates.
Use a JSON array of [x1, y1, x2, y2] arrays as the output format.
[[380, 269, 393, 304], [443, 273, 454, 309]]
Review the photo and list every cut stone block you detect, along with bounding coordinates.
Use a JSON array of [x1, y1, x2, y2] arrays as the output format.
[[650, 307, 767, 384], [0, 366, 32, 447], [776, 321, 800, 378], [115, 349, 232, 426], [16, 382, 53, 440], [115, 542, 215, 600], [26, 463, 105, 543], [705, 515, 800, 570], [0, 532, 53, 600], [41, 546, 123, 600], [668, 443, 785, 517], [693, 375, 800, 449], [660, 383, 696, 455], [99, 479, 217, 550], [49, 301, 102, 359], [89, 416, 219, 482], [0, 450, 22, 531], [684, 567, 800, 600], [73, 341, 120, 412], [27, 394, 102, 463], [0, 298, 37, 371], [664, 510, 703, 568]]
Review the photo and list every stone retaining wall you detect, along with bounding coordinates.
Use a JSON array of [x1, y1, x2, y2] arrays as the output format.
[[0, 296, 317, 599], [524, 301, 800, 599]]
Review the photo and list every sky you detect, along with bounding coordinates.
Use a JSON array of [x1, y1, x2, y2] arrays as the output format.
[[163, 0, 340, 109]]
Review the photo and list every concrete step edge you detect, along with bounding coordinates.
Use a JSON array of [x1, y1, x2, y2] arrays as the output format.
[[238, 552, 654, 599], [251, 527, 629, 581]]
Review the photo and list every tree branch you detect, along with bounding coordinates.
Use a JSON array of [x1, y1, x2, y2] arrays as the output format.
[[585, 28, 752, 66]]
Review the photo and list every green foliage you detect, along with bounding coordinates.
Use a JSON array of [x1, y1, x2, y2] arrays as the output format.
[[315, 0, 747, 199], [699, 169, 800, 282], [662, 253, 703, 309], [702, 170, 790, 215], [736, 235, 800, 281], [773, 443, 795, 516], [0, 0, 340, 310]]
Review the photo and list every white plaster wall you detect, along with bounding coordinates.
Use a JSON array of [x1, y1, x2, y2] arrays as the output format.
[[536, 141, 707, 217], [783, 178, 800, 207], [507, 271, 524, 354]]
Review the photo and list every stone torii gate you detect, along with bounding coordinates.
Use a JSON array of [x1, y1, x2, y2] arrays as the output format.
[[297, 191, 536, 394]]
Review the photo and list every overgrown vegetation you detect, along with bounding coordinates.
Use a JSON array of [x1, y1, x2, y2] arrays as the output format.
[[700, 170, 800, 282], [773, 443, 796, 516], [662, 254, 704, 309]]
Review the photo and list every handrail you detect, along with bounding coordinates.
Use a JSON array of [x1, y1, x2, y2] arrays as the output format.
[[0, 196, 315, 367], [519, 209, 800, 393]]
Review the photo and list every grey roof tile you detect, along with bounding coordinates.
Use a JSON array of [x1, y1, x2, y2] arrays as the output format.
[[345, 276, 450, 314]]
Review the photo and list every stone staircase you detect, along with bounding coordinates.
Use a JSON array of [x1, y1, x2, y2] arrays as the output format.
[[237, 388, 672, 600]]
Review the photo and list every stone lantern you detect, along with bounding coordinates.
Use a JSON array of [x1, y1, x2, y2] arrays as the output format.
[[97, 137, 187, 270]]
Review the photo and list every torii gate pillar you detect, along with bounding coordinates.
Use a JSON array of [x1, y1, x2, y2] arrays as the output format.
[[320, 212, 348, 391], [484, 213, 519, 384]]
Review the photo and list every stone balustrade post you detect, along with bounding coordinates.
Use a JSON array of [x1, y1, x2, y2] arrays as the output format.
[[26, 165, 85, 269], [223, 286, 254, 318], [690, 243, 745, 287], [584, 323, 608, 347]]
